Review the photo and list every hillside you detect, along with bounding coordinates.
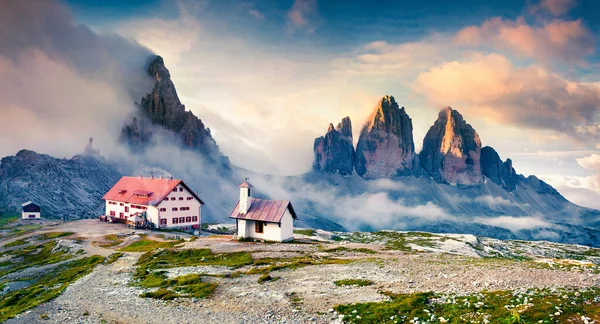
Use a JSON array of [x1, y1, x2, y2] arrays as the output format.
[[0, 144, 122, 219], [2, 219, 600, 323]]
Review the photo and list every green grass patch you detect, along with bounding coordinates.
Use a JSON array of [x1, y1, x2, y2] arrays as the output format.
[[133, 248, 250, 300], [2, 224, 43, 240], [0, 255, 104, 322], [136, 248, 253, 272], [105, 252, 124, 265], [4, 238, 28, 247], [119, 237, 184, 252], [335, 287, 600, 323], [288, 292, 303, 306], [334, 279, 373, 287], [0, 241, 73, 277], [96, 234, 125, 248], [336, 231, 444, 252], [140, 288, 181, 300], [246, 256, 353, 276], [35, 232, 74, 241], [324, 246, 377, 254], [257, 274, 280, 283], [293, 229, 315, 236], [137, 273, 218, 300], [0, 214, 19, 229]]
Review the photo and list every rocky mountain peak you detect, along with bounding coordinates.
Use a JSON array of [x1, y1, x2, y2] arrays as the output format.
[[419, 106, 482, 186], [355, 95, 418, 179], [336, 117, 352, 138], [119, 55, 228, 165], [148, 55, 170, 81], [313, 117, 355, 176], [480, 146, 519, 191]]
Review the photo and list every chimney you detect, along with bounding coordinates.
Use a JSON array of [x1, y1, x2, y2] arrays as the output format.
[[138, 174, 142, 179], [238, 178, 253, 214], [159, 175, 163, 180]]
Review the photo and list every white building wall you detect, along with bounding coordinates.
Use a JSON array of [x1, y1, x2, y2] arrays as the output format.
[[22, 212, 41, 219], [241, 220, 280, 241], [146, 207, 159, 225], [105, 200, 130, 219], [280, 210, 294, 242], [104, 183, 202, 231], [156, 184, 201, 230], [237, 219, 247, 237], [238, 208, 294, 242]]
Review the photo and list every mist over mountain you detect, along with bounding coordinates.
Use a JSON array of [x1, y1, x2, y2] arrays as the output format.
[[1, 52, 599, 246]]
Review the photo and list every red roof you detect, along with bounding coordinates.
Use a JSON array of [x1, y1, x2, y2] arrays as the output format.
[[103, 176, 205, 206], [229, 198, 297, 223]]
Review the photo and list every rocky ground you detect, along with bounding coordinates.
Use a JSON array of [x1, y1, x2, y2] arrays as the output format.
[[2, 220, 600, 323]]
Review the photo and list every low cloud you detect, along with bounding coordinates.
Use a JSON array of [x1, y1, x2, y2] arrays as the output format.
[[539, 174, 600, 209], [577, 154, 600, 172], [367, 178, 415, 192], [413, 53, 600, 145], [474, 216, 553, 232], [475, 195, 514, 208], [249, 174, 449, 231], [454, 17, 594, 63], [0, 0, 153, 159], [333, 194, 448, 230]]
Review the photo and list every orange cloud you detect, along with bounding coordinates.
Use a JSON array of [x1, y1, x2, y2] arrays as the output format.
[[413, 53, 600, 142], [454, 17, 594, 63], [530, 0, 577, 16], [577, 154, 600, 172], [287, 0, 318, 33]]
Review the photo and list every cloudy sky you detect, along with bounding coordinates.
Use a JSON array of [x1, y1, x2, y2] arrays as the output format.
[[1, 0, 600, 209]]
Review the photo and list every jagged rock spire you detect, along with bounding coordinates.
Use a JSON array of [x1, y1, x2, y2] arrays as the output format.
[[119, 55, 228, 165], [419, 107, 482, 186], [355, 95, 418, 179], [313, 117, 355, 175]]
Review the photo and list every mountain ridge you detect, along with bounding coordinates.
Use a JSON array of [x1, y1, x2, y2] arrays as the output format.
[[2, 58, 599, 247]]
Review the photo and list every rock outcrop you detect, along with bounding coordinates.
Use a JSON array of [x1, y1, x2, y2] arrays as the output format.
[[480, 146, 519, 191], [120, 56, 227, 164], [419, 107, 482, 186], [313, 117, 355, 175], [355, 96, 418, 179]]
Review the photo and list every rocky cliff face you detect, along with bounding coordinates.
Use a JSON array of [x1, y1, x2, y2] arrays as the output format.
[[420, 107, 482, 186], [313, 117, 355, 175], [481, 146, 519, 191], [0, 144, 122, 218], [355, 96, 418, 179], [120, 56, 227, 164]]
